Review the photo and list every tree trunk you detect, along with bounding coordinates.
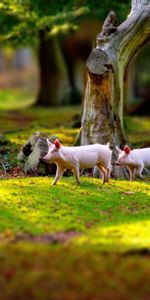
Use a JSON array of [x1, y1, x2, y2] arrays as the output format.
[[81, 0, 150, 177], [36, 31, 71, 106]]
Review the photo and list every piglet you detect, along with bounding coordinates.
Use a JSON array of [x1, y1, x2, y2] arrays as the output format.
[[43, 139, 112, 185], [116, 145, 150, 180]]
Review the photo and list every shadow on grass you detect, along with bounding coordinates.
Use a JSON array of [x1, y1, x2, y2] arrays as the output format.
[[0, 234, 150, 300]]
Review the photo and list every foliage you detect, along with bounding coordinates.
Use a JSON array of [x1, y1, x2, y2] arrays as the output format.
[[0, 0, 89, 45], [0, 0, 131, 46]]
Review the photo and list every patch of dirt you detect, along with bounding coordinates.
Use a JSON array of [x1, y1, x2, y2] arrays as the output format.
[[0, 166, 26, 179], [2, 231, 80, 245]]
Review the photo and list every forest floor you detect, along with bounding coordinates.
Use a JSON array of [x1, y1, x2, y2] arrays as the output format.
[[0, 100, 150, 300]]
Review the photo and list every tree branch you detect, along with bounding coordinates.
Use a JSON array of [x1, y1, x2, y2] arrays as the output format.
[[117, 4, 150, 71]]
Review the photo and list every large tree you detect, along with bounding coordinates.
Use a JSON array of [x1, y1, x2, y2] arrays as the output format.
[[81, 0, 150, 176]]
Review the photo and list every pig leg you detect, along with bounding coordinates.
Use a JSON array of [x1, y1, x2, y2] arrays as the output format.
[[52, 165, 65, 185], [104, 167, 110, 182], [96, 164, 107, 184], [72, 166, 81, 184], [127, 166, 135, 181], [101, 165, 111, 182], [132, 168, 136, 180], [106, 165, 112, 179], [136, 164, 144, 179]]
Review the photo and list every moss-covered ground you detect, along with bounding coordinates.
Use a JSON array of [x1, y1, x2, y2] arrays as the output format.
[[0, 100, 150, 299]]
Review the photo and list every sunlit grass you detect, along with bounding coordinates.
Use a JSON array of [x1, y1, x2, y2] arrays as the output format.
[[0, 177, 150, 252], [6, 127, 79, 146], [76, 220, 150, 252]]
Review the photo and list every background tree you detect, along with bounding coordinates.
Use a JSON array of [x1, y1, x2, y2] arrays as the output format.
[[0, 0, 89, 106], [0, 0, 130, 106], [81, 0, 150, 176]]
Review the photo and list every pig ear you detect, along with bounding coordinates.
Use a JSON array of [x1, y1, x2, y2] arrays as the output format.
[[54, 139, 61, 149], [123, 145, 131, 155], [116, 146, 122, 154]]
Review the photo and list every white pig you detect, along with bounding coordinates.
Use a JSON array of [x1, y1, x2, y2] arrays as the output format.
[[116, 145, 150, 180], [43, 139, 112, 185]]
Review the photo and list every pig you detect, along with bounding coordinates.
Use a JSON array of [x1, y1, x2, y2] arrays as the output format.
[[116, 145, 150, 180], [43, 139, 112, 185]]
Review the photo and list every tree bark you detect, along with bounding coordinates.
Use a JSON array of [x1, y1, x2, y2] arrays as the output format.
[[36, 31, 71, 106], [81, 0, 150, 177]]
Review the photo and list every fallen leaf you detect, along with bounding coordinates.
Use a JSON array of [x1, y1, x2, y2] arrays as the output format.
[[122, 191, 135, 195]]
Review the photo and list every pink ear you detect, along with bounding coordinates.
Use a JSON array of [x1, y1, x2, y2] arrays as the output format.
[[54, 139, 61, 149], [123, 145, 131, 154]]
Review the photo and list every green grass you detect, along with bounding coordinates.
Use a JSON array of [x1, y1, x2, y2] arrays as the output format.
[[0, 176, 150, 252]]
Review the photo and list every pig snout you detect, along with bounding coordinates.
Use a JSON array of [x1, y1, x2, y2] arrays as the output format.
[[111, 160, 120, 166], [42, 155, 49, 162]]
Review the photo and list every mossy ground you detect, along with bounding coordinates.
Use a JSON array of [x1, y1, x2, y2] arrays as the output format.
[[0, 97, 150, 299], [0, 176, 150, 300], [0, 176, 150, 251]]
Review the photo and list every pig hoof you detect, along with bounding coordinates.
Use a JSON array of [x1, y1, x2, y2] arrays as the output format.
[[102, 178, 108, 184]]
